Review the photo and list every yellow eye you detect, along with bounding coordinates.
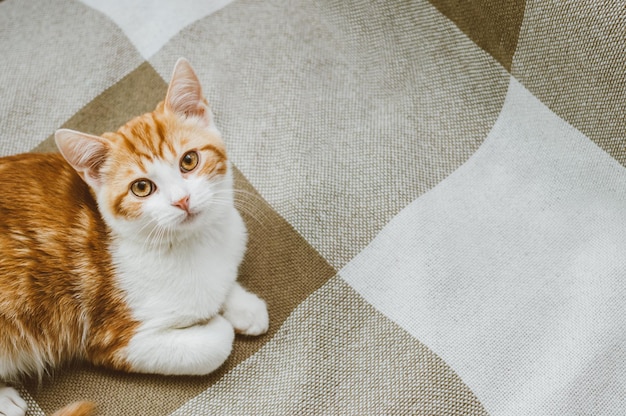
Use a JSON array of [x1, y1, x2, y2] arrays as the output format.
[[180, 151, 199, 172], [130, 179, 155, 197]]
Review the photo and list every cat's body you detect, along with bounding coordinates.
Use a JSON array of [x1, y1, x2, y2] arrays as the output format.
[[0, 59, 268, 416], [0, 152, 136, 378]]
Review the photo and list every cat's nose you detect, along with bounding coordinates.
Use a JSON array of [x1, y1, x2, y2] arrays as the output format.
[[172, 195, 190, 212]]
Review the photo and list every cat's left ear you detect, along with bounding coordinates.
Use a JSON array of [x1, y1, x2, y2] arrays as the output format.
[[55, 129, 109, 191], [165, 58, 213, 128]]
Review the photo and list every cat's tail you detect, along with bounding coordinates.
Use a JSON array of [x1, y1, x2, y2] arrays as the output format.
[[51, 401, 96, 416]]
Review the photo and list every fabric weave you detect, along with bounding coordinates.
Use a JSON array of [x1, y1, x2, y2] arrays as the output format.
[[1, 0, 624, 414]]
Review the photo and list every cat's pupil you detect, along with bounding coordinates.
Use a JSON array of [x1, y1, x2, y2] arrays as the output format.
[[180, 151, 199, 172], [131, 179, 154, 197]]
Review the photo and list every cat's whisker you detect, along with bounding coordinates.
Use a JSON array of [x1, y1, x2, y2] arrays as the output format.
[[231, 188, 262, 199], [138, 218, 159, 234], [215, 189, 270, 219], [213, 198, 260, 219], [210, 198, 269, 230], [211, 188, 263, 205], [221, 191, 272, 226], [139, 215, 178, 254], [153, 227, 163, 263], [139, 221, 159, 243], [141, 221, 164, 252], [154, 222, 173, 262]]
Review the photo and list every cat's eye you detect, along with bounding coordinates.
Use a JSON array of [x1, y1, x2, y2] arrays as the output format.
[[130, 179, 155, 197], [180, 151, 199, 173]]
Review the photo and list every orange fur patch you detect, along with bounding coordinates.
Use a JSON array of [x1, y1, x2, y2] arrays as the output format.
[[51, 401, 96, 416], [0, 153, 138, 379]]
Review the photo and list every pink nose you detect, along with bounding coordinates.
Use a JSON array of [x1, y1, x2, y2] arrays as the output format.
[[173, 195, 190, 212]]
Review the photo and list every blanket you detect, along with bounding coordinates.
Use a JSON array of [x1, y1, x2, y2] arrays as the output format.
[[1, 0, 625, 414]]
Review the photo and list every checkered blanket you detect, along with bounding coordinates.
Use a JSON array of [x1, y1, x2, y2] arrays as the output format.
[[2, 0, 625, 414]]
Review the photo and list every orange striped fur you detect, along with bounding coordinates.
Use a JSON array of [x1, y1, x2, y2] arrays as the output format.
[[0, 151, 138, 378]]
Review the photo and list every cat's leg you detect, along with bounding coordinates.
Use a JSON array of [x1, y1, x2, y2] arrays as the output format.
[[222, 283, 269, 336], [122, 315, 234, 376], [0, 383, 27, 416]]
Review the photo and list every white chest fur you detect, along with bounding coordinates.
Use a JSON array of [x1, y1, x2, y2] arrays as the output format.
[[112, 208, 247, 330]]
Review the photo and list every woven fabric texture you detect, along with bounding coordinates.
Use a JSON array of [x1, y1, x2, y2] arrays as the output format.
[[1, 0, 625, 415]]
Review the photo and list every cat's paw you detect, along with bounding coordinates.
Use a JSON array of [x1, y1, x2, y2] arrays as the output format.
[[0, 385, 27, 416], [225, 296, 269, 336], [222, 285, 269, 336]]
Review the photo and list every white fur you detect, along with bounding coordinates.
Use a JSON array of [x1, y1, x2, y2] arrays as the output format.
[[99, 161, 267, 375], [0, 384, 27, 416], [124, 316, 235, 375], [223, 283, 269, 336]]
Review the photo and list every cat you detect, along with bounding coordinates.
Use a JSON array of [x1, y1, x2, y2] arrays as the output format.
[[0, 58, 269, 416]]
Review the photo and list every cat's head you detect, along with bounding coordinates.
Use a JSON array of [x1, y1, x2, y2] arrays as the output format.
[[55, 58, 232, 244]]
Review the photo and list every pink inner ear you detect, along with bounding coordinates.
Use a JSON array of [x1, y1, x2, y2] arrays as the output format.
[[55, 129, 108, 188], [165, 59, 211, 124], [192, 105, 206, 118]]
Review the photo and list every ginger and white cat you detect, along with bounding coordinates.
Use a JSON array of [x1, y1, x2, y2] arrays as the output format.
[[0, 58, 268, 416]]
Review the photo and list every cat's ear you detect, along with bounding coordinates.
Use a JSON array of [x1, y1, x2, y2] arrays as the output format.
[[164, 58, 212, 127], [55, 129, 109, 190]]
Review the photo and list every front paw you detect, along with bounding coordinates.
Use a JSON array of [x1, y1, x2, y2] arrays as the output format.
[[223, 289, 269, 336], [0, 385, 27, 416]]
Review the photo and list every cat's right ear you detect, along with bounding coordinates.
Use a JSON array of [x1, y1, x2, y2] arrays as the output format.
[[55, 129, 109, 191], [164, 58, 212, 128]]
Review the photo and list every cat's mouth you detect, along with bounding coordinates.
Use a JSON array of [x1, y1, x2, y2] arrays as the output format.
[[181, 211, 199, 224]]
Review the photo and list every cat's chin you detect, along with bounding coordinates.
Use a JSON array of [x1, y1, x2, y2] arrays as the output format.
[[176, 209, 216, 229]]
